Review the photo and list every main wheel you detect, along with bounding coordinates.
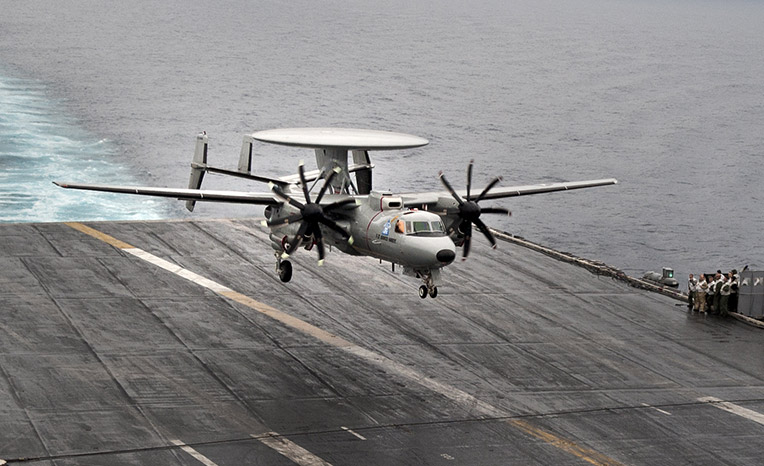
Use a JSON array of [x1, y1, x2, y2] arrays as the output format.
[[418, 285, 428, 299], [278, 261, 293, 283], [428, 287, 438, 298]]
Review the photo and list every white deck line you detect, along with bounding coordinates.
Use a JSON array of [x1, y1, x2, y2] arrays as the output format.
[[341, 426, 367, 440], [170, 439, 220, 466], [697, 397, 764, 425], [254, 432, 333, 466], [124, 248, 233, 293]]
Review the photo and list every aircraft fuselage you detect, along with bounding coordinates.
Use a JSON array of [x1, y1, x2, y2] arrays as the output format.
[[267, 191, 456, 273]]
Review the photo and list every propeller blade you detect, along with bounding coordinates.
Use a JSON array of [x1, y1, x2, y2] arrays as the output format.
[[436, 208, 461, 216], [475, 176, 503, 202], [271, 184, 305, 210], [462, 222, 472, 259], [479, 206, 511, 216], [323, 198, 357, 211], [318, 216, 350, 239], [466, 159, 474, 200], [285, 221, 309, 255], [315, 167, 340, 203], [474, 218, 497, 249], [267, 213, 303, 227], [311, 224, 325, 264], [439, 172, 464, 205], [298, 162, 311, 204]]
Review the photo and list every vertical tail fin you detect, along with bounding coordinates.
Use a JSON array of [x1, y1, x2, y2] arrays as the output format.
[[186, 132, 208, 212], [352, 150, 372, 194], [238, 135, 255, 174]]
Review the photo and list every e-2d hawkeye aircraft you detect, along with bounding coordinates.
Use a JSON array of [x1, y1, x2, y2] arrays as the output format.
[[55, 128, 617, 298]]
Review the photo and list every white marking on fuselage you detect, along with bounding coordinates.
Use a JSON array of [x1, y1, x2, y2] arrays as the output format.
[[170, 439, 219, 466], [254, 432, 333, 465], [697, 396, 764, 425], [341, 426, 367, 440]]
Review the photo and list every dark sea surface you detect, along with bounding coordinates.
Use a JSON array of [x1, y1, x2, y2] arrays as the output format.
[[0, 0, 762, 282]]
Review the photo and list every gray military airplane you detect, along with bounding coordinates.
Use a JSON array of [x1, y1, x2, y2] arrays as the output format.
[[55, 128, 617, 298]]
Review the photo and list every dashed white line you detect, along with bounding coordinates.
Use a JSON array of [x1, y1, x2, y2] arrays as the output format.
[[170, 439, 219, 466], [254, 432, 333, 466], [697, 396, 764, 425], [641, 403, 672, 416], [341, 426, 367, 440]]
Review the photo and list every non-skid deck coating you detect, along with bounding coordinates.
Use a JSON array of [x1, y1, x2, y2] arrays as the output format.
[[1, 218, 763, 465]]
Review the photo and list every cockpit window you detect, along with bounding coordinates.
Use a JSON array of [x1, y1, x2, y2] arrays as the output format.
[[413, 221, 429, 233], [405, 220, 445, 236]]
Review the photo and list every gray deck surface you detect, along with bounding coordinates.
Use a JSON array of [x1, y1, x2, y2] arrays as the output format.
[[1, 219, 763, 465]]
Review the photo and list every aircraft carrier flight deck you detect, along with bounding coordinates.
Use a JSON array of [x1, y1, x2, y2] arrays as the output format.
[[2, 218, 764, 465]]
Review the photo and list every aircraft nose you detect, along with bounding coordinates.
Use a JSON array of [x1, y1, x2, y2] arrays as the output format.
[[437, 249, 456, 264]]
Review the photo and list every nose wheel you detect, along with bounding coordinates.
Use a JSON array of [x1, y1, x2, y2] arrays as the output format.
[[419, 285, 438, 299], [418, 270, 439, 299]]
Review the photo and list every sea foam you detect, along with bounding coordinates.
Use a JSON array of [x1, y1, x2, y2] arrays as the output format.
[[0, 74, 167, 223]]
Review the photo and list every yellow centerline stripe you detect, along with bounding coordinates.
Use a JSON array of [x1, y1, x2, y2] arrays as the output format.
[[64, 222, 626, 466], [220, 290, 355, 348], [65, 222, 135, 249], [508, 419, 625, 466]]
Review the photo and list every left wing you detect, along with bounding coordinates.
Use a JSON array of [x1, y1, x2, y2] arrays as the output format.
[[401, 178, 618, 207], [53, 182, 281, 205]]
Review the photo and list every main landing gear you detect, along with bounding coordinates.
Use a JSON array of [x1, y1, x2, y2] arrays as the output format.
[[276, 254, 292, 283]]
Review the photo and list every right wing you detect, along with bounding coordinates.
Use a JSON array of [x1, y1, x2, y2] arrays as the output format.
[[53, 182, 281, 206], [400, 178, 618, 207], [469, 178, 618, 201]]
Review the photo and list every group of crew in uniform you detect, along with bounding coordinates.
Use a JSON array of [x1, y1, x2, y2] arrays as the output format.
[[687, 270, 739, 316]]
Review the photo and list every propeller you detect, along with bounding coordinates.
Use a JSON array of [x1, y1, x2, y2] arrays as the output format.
[[268, 163, 355, 265], [439, 160, 510, 259]]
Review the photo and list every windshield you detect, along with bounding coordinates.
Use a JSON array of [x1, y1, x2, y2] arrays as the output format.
[[406, 220, 445, 236]]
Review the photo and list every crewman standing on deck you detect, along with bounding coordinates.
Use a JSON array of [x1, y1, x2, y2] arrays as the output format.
[[730, 270, 739, 313], [719, 275, 731, 316], [696, 274, 708, 313], [712, 273, 723, 314], [687, 274, 697, 310]]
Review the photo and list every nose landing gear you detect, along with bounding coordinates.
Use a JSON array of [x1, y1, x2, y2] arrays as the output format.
[[417, 269, 439, 299], [418, 284, 438, 299]]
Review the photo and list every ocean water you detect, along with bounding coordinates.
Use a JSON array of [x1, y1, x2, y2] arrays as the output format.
[[0, 0, 762, 281], [0, 73, 167, 222]]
